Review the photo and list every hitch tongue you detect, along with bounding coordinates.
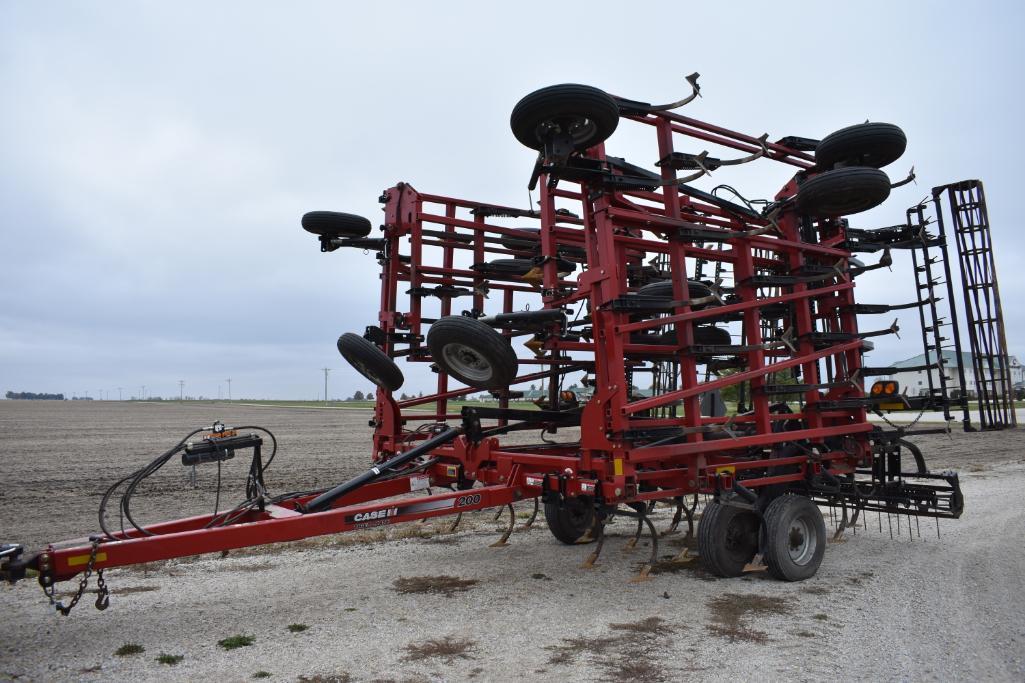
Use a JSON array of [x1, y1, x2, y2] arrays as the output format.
[[1, 543, 26, 583]]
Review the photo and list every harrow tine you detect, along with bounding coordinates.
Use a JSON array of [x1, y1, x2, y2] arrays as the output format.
[[624, 517, 644, 551], [630, 513, 660, 583], [447, 512, 463, 534], [662, 497, 685, 537], [522, 497, 539, 530], [832, 501, 849, 541], [581, 519, 607, 569], [643, 72, 702, 111], [490, 504, 516, 547], [492, 505, 505, 523], [684, 494, 697, 539]]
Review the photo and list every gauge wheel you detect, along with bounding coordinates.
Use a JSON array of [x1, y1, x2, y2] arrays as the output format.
[[544, 496, 595, 544], [698, 501, 761, 577], [761, 495, 827, 581], [336, 333, 404, 392], [498, 227, 587, 261], [510, 84, 620, 152], [427, 316, 519, 390], [796, 167, 891, 216], [302, 211, 373, 238], [815, 122, 906, 170]]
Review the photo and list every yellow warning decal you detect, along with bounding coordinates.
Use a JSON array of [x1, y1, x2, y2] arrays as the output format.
[[614, 458, 624, 476], [715, 466, 736, 476], [67, 552, 107, 567]]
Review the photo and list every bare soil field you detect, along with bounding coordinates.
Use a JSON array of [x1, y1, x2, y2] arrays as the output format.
[[1, 401, 1024, 682]]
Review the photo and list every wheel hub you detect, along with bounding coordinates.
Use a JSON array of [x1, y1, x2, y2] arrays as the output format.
[[442, 343, 493, 383], [787, 517, 816, 565]]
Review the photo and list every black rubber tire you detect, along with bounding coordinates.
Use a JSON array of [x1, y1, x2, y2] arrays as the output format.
[[302, 211, 373, 238], [336, 333, 404, 392], [698, 502, 761, 578], [544, 496, 594, 544], [427, 317, 519, 390], [636, 279, 714, 302], [762, 495, 826, 582], [694, 326, 732, 346], [479, 257, 577, 277], [796, 167, 891, 216], [630, 325, 731, 348], [511, 84, 620, 152], [499, 228, 587, 261], [815, 122, 906, 170]]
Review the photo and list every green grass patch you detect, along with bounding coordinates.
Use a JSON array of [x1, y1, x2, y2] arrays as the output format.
[[114, 643, 145, 657], [156, 653, 183, 665], [218, 634, 255, 650], [287, 623, 309, 633], [253, 673, 272, 679]]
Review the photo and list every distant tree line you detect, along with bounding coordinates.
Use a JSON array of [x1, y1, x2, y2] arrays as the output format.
[[6, 391, 65, 400]]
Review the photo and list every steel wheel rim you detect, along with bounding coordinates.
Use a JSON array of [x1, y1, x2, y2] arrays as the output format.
[[787, 516, 816, 565], [535, 115, 598, 148], [441, 343, 493, 383]]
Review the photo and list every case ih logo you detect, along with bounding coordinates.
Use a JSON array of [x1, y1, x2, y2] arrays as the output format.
[[350, 507, 398, 523]]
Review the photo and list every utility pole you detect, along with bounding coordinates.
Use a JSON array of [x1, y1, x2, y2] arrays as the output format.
[[141, 385, 146, 400], [225, 378, 232, 401], [117, 387, 123, 401], [322, 367, 330, 403], [178, 380, 185, 401]]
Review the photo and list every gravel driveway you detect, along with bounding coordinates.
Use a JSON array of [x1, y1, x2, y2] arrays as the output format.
[[1, 403, 1023, 682]]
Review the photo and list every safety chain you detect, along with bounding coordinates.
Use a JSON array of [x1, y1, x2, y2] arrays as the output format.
[[44, 539, 110, 616], [874, 407, 929, 433]]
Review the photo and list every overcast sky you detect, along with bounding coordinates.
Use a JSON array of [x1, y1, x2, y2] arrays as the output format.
[[2, 1, 1022, 400]]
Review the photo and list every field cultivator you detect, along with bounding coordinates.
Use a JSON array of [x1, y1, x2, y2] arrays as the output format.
[[7, 75, 1001, 615]]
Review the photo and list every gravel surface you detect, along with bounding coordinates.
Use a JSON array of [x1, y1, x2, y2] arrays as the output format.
[[1, 402, 1024, 682]]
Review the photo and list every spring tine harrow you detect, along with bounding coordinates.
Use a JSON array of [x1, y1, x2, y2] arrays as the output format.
[[489, 504, 516, 547], [581, 518, 607, 569], [522, 497, 539, 530]]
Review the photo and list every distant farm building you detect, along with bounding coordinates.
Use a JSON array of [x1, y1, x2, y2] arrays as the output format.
[[885, 351, 1024, 398]]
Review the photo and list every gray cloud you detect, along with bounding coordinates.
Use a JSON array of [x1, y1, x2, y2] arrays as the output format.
[[2, 1, 1022, 399]]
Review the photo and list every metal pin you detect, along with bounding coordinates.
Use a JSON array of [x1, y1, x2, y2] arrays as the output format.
[[887, 513, 893, 539]]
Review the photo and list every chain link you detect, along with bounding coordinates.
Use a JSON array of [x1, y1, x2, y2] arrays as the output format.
[[45, 539, 110, 616]]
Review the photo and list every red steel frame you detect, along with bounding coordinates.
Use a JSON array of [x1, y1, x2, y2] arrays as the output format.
[[32, 106, 877, 585]]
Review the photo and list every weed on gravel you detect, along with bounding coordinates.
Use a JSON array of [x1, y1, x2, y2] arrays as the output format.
[[392, 575, 478, 597], [156, 653, 183, 665], [545, 616, 682, 681], [706, 593, 791, 643], [288, 623, 310, 633], [252, 673, 271, 679], [402, 635, 476, 664], [114, 643, 144, 657], [218, 634, 255, 650], [297, 674, 352, 683]]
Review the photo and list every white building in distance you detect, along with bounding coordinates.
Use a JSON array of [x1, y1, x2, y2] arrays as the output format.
[[885, 351, 1024, 398]]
